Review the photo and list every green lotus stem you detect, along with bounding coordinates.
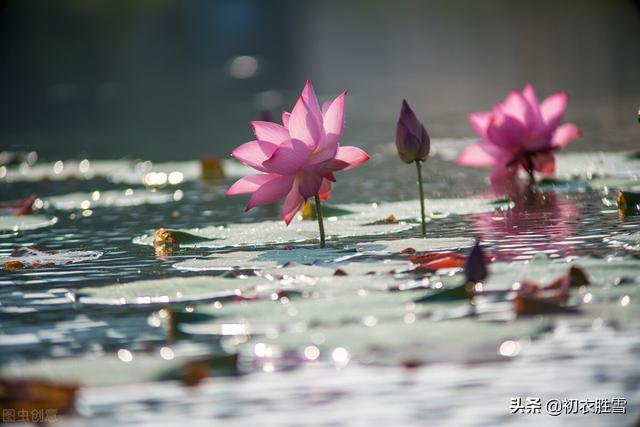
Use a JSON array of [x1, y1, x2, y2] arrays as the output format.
[[527, 169, 535, 186], [415, 160, 426, 237], [314, 194, 325, 248], [523, 155, 535, 186]]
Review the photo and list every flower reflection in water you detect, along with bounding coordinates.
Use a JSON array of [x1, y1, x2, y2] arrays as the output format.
[[469, 181, 581, 261]]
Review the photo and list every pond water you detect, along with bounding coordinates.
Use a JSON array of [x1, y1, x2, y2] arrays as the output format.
[[2, 145, 640, 426], [2, 1, 640, 426]]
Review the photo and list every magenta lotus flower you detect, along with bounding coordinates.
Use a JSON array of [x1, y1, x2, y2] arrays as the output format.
[[458, 84, 581, 183], [226, 81, 370, 246]]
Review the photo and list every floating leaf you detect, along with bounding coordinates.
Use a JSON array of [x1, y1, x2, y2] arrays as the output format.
[[0, 159, 131, 183], [110, 159, 252, 185], [355, 237, 475, 254], [337, 197, 512, 222], [260, 318, 550, 365], [261, 260, 416, 278], [135, 219, 414, 249], [1, 248, 102, 269], [133, 196, 509, 250], [555, 151, 640, 181], [44, 189, 175, 210], [484, 255, 640, 291], [0, 159, 251, 184], [609, 232, 640, 251], [579, 281, 640, 324], [535, 178, 592, 193], [0, 215, 57, 233], [171, 290, 550, 365], [168, 292, 434, 336], [1, 351, 238, 387], [414, 283, 473, 303], [174, 248, 357, 271], [76, 276, 270, 306]]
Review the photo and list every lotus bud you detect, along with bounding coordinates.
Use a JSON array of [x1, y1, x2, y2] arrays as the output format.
[[464, 241, 488, 284], [395, 100, 430, 164]]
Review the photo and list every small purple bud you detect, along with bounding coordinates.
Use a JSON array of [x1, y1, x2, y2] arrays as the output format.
[[464, 240, 487, 284], [395, 100, 431, 164]]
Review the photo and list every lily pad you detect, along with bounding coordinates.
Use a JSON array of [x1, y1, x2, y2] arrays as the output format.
[[484, 255, 640, 290], [109, 160, 251, 186], [580, 281, 640, 324], [134, 197, 508, 251], [76, 276, 271, 306], [535, 178, 591, 193], [0, 159, 251, 184], [414, 283, 471, 303], [260, 260, 416, 278], [0, 349, 238, 386], [0, 215, 57, 233], [355, 237, 476, 254], [555, 151, 640, 182], [170, 292, 431, 334], [173, 248, 356, 272], [0, 159, 132, 183], [336, 197, 512, 222], [1, 248, 102, 269], [134, 219, 414, 250], [608, 232, 640, 251], [44, 189, 176, 210], [165, 291, 550, 365], [258, 317, 550, 365]]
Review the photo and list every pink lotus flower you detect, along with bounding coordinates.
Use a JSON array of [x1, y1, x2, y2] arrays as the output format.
[[226, 81, 370, 225], [458, 84, 581, 183]]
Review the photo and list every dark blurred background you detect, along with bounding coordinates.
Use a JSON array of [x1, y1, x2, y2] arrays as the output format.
[[0, 0, 638, 161]]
